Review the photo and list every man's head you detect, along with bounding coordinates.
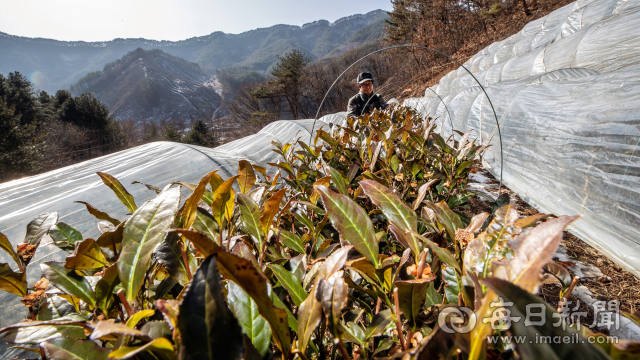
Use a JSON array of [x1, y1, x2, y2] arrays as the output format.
[[357, 72, 374, 95]]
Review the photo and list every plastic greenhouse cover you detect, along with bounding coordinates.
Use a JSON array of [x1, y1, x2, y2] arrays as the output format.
[[402, 0, 640, 277], [0, 114, 347, 356]]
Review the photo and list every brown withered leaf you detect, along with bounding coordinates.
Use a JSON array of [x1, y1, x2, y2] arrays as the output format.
[[64, 239, 108, 270], [95, 221, 125, 249], [17, 243, 37, 264]]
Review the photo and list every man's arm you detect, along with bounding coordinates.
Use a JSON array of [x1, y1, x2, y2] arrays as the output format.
[[346, 96, 359, 118]]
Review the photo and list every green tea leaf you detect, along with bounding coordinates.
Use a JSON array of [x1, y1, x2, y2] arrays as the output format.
[[178, 255, 243, 360], [396, 278, 432, 324], [64, 238, 108, 270], [25, 212, 58, 246], [442, 265, 461, 304], [341, 322, 366, 345], [41, 337, 109, 360], [297, 291, 323, 354], [228, 281, 272, 357], [268, 264, 307, 306], [118, 186, 180, 303], [95, 264, 120, 316], [169, 229, 217, 260], [49, 223, 82, 245], [365, 309, 393, 340], [424, 282, 442, 308], [192, 207, 218, 242], [0, 263, 27, 297], [154, 232, 195, 285], [411, 231, 461, 274], [325, 165, 349, 195], [126, 309, 155, 328], [425, 201, 464, 242], [237, 193, 263, 249], [0, 317, 86, 344], [97, 172, 137, 213], [178, 170, 216, 229], [360, 180, 420, 259], [40, 262, 95, 307], [277, 229, 305, 254], [107, 338, 174, 359], [140, 321, 171, 340], [36, 295, 77, 320], [238, 160, 257, 194], [74, 201, 120, 226], [0, 232, 20, 268], [315, 185, 378, 268]]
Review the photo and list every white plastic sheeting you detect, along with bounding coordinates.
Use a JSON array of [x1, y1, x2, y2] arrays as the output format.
[[0, 113, 346, 356], [403, 0, 640, 277]]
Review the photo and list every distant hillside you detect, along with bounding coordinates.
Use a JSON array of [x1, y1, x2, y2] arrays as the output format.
[[71, 48, 222, 122], [0, 10, 388, 92]]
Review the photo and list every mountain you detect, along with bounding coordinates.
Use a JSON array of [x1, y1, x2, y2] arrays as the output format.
[[0, 10, 388, 93], [71, 48, 221, 122]]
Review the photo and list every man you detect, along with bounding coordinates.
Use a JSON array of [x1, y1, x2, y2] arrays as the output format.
[[346, 72, 388, 118]]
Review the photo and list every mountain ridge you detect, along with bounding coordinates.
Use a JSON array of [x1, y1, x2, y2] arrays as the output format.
[[0, 10, 388, 92]]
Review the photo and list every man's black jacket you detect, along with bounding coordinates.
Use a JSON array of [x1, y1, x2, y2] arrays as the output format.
[[346, 92, 388, 118]]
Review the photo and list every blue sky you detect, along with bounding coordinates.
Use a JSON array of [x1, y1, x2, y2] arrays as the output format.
[[0, 0, 393, 42]]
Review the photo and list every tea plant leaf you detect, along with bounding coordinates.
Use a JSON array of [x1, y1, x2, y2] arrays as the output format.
[[325, 165, 349, 195], [96, 221, 125, 249], [276, 229, 305, 254], [425, 201, 464, 241], [177, 255, 243, 360], [0, 317, 86, 344], [483, 277, 610, 360], [315, 185, 379, 268], [75, 201, 120, 226], [260, 188, 286, 236], [64, 238, 108, 270], [95, 264, 120, 315], [108, 338, 174, 359], [228, 281, 272, 357], [396, 278, 433, 324], [297, 290, 323, 353], [178, 170, 216, 229], [192, 207, 218, 242], [465, 212, 489, 234], [237, 193, 263, 249], [211, 175, 239, 227], [239, 160, 257, 194], [89, 321, 150, 341], [310, 176, 331, 204], [317, 270, 349, 336], [341, 322, 366, 345], [360, 180, 420, 259], [96, 172, 137, 213], [197, 242, 292, 358], [25, 212, 58, 246], [0, 234, 19, 270], [40, 337, 110, 360], [442, 265, 461, 304], [36, 295, 77, 321], [514, 213, 553, 228], [271, 290, 298, 330], [131, 181, 161, 194], [126, 309, 155, 328], [365, 309, 393, 340], [40, 262, 95, 307], [232, 241, 260, 269], [424, 282, 442, 308], [0, 263, 27, 297], [410, 231, 461, 274], [412, 179, 438, 210], [140, 321, 171, 340], [268, 264, 307, 306], [544, 262, 572, 297], [118, 186, 180, 304], [169, 229, 216, 259], [154, 232, 195, 285], [49, 223, 82, 245]]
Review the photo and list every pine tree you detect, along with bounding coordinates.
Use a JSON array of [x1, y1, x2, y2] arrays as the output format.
[[184, 119, 217, 147], [162, 122, 182, 142], [0, 98, 43, 180], [268, 49, 310, 120]]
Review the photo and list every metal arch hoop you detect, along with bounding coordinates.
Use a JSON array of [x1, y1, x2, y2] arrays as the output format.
[[309, 44, 504, 190], [359, 79, 455, 139]]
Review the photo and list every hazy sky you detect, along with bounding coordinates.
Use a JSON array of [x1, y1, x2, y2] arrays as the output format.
[[0, 0, 393, 42]]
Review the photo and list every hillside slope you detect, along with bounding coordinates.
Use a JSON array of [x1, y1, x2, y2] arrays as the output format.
[[0, 10, 388, 92], [72, 48, 221, 122]]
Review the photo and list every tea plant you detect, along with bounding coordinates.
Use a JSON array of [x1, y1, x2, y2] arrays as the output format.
[[0, 106, 632, 360]]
